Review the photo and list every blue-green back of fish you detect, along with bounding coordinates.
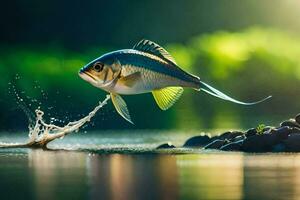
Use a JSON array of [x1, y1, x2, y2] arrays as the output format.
[[100, 49, 200, 88]]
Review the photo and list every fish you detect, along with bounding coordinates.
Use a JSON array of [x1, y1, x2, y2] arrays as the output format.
[[79, 39, 271, 124]]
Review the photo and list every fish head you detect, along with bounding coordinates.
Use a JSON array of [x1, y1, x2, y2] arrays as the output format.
[[79, 56, 121, 89]]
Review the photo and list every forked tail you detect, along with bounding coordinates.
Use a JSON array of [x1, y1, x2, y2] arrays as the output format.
[[199, 81, 272, 105]]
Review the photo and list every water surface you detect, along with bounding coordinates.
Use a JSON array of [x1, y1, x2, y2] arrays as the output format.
[[0, 132, 299, 200]]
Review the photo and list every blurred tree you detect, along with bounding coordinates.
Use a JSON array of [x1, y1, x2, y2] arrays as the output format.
[[0, 27, 299, 131]]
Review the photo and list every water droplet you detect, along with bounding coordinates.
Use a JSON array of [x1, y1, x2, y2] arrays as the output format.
[[7, 94, 110, 147]]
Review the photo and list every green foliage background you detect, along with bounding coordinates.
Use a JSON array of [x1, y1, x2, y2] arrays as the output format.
[[0, 1, 299, 131]]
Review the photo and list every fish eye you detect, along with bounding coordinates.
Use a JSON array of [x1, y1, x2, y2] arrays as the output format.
[[93, 62, 104, 72]]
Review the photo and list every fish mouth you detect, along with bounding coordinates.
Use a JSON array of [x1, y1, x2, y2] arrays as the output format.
[[78, 71, 98, 84]]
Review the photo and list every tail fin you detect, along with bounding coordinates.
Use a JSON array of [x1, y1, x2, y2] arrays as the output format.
[[199, 81, 272, 105]]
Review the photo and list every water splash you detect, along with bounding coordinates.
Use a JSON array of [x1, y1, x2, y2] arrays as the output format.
[[0, 95, 111, 149]]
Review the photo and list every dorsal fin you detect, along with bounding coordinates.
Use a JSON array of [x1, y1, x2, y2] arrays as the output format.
[[133, 39, 177, 65]]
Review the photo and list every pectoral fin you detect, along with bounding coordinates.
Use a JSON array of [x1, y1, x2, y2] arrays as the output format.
[[119, 72, 141, 87], [110, 93, 133, 124], [152, 87, 184, 110], [102, 60, 122, 87]]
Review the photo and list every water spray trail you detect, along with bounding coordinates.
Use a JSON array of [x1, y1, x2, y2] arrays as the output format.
[[0, 95, 111, 148]]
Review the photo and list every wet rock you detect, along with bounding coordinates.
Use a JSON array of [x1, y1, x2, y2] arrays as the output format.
[[263, 126, 273, 132], [231, 135, 246, 142], [209, 135, 219, 141], [280, 120, 300, 128], [183, 135, 212, 147], [245, 128, 257, 138], [241, 134, 273, 152], [293, 127, 300, 134], [295, 113, 300, 124], [204, 139, 229, 149], [157, 143, 176, 149], [256, 126, 273, 135], [272, 143, 286, 152], [179, 114, 300, 153], [220, 140, 243, 151], [216, 131, 231, 140], [242, 126, 295, 152], [217, 131, 244, 140], [284, 134, 300, 152], [277, 126, 299, 136], [258, 126, 275, 135], [270, 126, 292, 140]]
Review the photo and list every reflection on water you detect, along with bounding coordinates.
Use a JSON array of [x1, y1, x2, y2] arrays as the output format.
[[177, 154, 244, 200], [244, 155, 300, 200], [87, 154, 178, 200], [28, 150, 88, 200], [1, 149, 300, 200]]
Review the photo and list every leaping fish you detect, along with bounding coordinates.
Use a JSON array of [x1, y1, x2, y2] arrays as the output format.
[[79, 39, 271, 124]]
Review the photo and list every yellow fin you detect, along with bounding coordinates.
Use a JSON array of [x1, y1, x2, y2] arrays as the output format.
[[110, 93, 134, 124], [119, 72, 141, 87], [152, 87, 184, 110]]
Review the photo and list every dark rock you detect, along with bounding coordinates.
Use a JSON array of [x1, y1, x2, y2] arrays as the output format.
[[204, 139, 229, 149], [257, 126, 273, 134], [275, 126, 300, 136], [272, 143, 286, 152], [157, 143, 176, 149], [284, 134, 300, 152], [280, 120, 300, 128], [214, 131, 231, 140], [290, 127, 300, 135], [245, 128, 257, 138], [271, 126, 292, 140], [217, 131, 244, 140], [220, 140, 243, 151], [241, 134, 273, 152], [242, 126, 296, 152], [209, 135, 219, 141], [183, 135, 212, 147], [296, 113, 300, 124], [263, 126, 273, 132], [231, 135, 246, 142]]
